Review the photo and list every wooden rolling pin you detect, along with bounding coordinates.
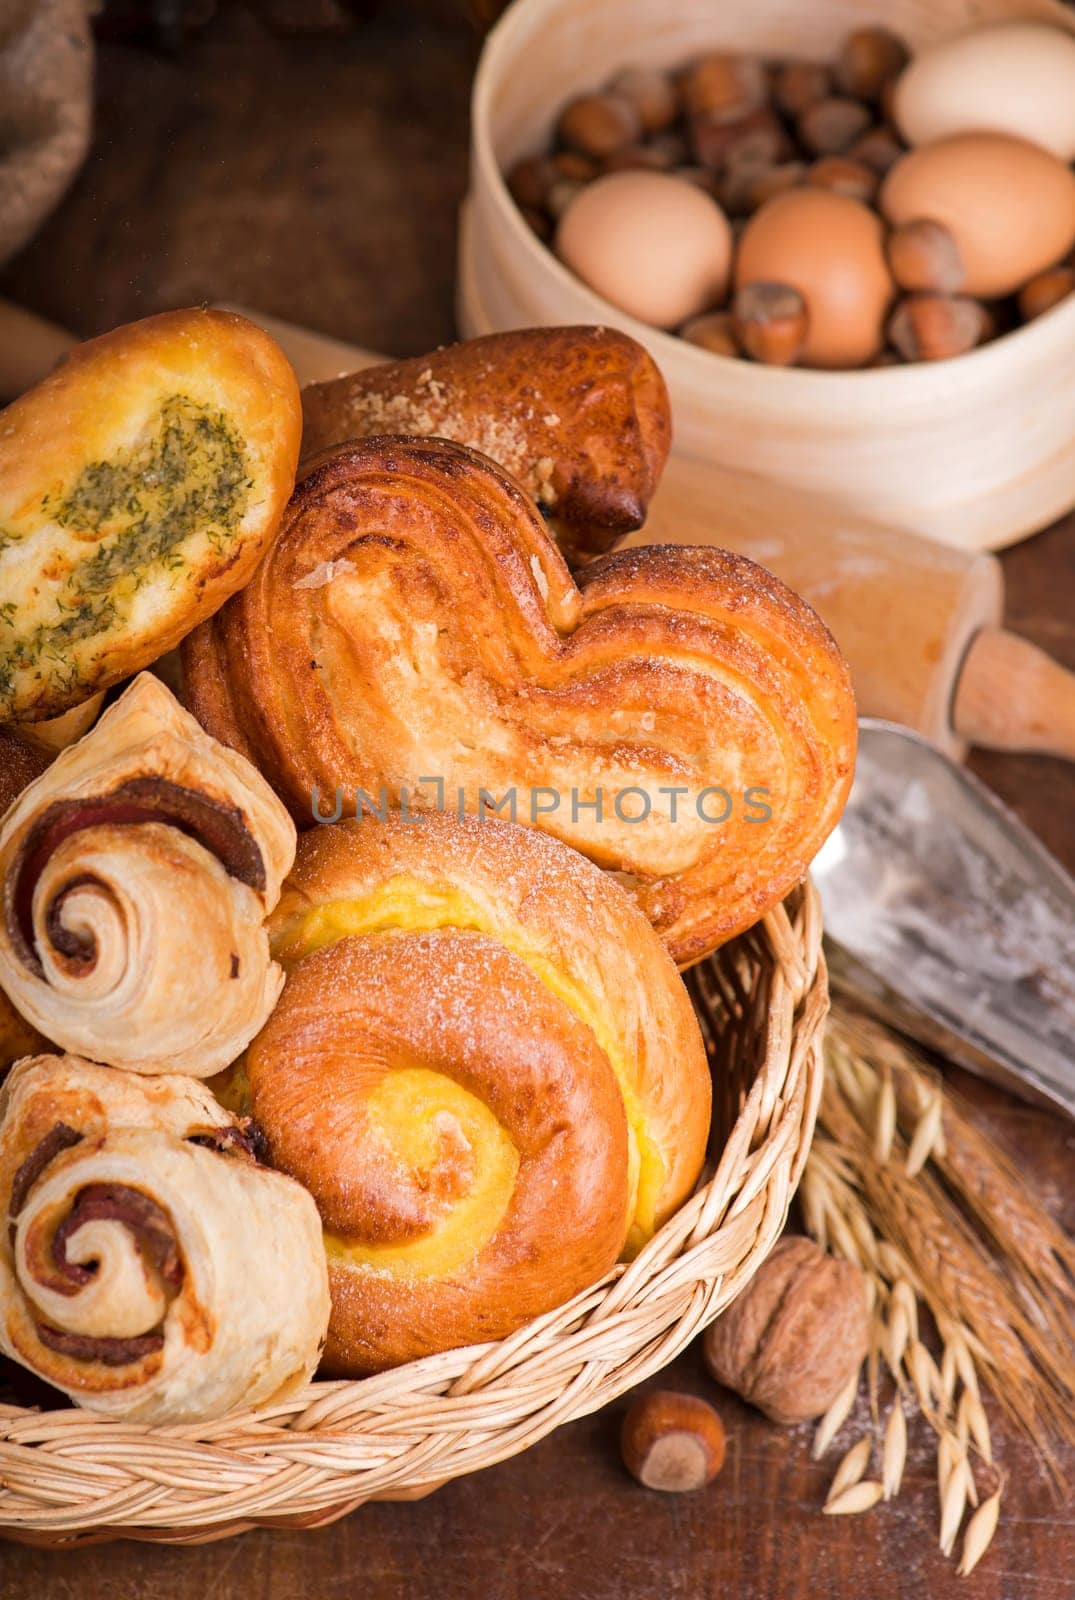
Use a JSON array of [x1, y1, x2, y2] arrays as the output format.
[[2, 298, 1074, 762]]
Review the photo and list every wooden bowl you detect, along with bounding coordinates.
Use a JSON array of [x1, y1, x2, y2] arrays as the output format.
[[460, 0, 1075, 553]]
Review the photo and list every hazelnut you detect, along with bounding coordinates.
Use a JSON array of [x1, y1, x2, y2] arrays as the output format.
[[610, 66, 680, 134], [1018, 265, 1075, 322], [733, 281, 809, 366], [602, 144, 674, 174], [681, 52, 768, 123], [680, 310, 741, 357], [507, 156, 555, 211], [798, 96, 872, 156], [886, 219, 965, 294], [557, 92, 642, 158], [648, 130, 690, 167], [773, 60, 832, 118], [887, 294, 991, 362], [692, 105, 790, 171], [806, 156, 877, 204], [552, 149, 598, 183], [621, 1390, 726, 1492], [743, 161, 807, 211], [836, 27, 909, 101], [702, 1236, 868, 1424], [849, 126, 904, 175]]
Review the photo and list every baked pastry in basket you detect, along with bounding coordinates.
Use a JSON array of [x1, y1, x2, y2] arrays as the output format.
[[185, 436, 856, 965], [300, 326, 671, 563], [0, 673, 296, 1076], [245, 810, 711, 1373], [0, 1054, 328, 1422], [0, 307, 301, 721]]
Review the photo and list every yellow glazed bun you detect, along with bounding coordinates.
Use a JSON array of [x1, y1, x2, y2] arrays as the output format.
[[249, 811, 712, 1373], [0, 308, 301, 720]]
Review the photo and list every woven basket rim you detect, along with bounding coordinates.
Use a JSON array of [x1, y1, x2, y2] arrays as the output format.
[[0, 880, 827, 1546]]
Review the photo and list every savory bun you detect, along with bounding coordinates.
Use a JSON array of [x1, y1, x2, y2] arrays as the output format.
[[248, 811, 711, 1373], [0, 1054, 329, 1422], [185, 435, 856, 965], [299, 326, 671, 562], [0, 308, 301, 721], [0, 674, 296, 1076]]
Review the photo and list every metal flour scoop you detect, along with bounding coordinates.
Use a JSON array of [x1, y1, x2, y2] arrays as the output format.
[[812, 719, 1075, 1120]]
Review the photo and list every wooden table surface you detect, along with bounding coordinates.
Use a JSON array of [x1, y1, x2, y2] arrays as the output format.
[[1, 6, 1073, 1595]]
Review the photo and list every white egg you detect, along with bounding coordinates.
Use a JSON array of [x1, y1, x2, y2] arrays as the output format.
[[894, 22, 1075, 162], [556, 172, 732, 329]]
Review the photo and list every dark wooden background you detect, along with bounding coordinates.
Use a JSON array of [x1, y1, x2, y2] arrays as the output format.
[[1, 6, 1073, 1595]]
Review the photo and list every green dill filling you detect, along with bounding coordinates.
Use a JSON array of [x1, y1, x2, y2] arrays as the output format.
[[0, 395, 252, 707]]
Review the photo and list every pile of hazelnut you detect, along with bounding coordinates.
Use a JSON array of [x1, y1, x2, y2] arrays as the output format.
[[506, 27, 1075, 368], [618, 1238, 869, 1494]]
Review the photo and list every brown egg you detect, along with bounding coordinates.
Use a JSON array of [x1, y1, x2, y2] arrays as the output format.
[[557, 171, 733, 328], [880, 133, 1075, 298], [735, 189, 893, 367]]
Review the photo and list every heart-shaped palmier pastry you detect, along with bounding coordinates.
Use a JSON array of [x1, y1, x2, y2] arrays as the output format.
[[183, 437, 856, 964]]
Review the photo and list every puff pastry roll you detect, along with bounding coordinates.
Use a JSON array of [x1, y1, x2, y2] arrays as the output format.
[[0, 1055, 329, 1422], [0, 307, 301, 721], [185, 437, 856, 966], [248, 811, 711, 1372], [0, 673, 296, 1075], [299, 326, 671, 562]]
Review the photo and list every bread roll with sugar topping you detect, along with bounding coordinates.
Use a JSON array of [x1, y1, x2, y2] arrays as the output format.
[[300, 326, 671, 563], [248, 811, 711, 1373]]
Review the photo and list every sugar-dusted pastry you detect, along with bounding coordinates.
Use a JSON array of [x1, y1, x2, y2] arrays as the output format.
[[299, 326, 671, 562], [185, 436, 856, 966], [0, 1055, 328, 1422], [0, 307, 301, 721], [0, 673, 296, 1076], [248, 811, 711, 1373]]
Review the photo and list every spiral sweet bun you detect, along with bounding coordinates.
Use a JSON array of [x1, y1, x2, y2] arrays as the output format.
[[248, 811, 711, 1373], [0, 673, 296, 1076], [299, 326, 671, 563], [185, 435, 856, 966], [0, 307, 301, 722], [0, 1054, 329, 1422]]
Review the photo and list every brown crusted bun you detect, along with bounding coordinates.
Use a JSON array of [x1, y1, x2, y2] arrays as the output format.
[[0, 727, 50, 817], [299, 326, 671, 563], [247, 811, 712, 1373], [184, 435, 856, 966], [0, 308, 301, 722]]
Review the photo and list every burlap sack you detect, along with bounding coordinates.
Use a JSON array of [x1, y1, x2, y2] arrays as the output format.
[[0, 0, 92, 266]]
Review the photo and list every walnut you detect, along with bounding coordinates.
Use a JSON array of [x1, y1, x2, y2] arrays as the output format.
[[703, 1236, 869, 1423]]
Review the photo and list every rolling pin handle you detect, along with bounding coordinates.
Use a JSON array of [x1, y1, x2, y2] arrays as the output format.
[[953, 625, 1075, 761]]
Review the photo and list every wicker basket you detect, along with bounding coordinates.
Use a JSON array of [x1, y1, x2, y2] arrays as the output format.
[[0, 883, 826, 1547]]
